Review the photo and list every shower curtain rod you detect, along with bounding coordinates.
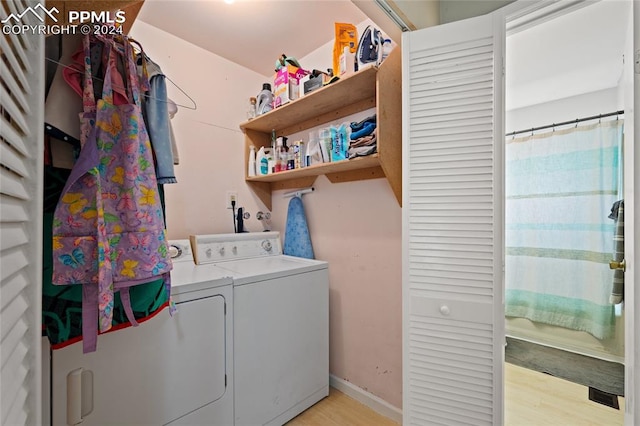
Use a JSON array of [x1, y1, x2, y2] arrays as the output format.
[[506, 110, 624, 137]]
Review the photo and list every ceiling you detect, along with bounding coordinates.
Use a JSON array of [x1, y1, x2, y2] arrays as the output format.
[[506, 0, 629, 110], [137, 0, 368, 77], [137, 0, 630, 107]]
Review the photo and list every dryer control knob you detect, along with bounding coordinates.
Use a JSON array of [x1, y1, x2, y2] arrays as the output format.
[[219, 247, 225, 256], [206, 248, 212, 257], [262, 240, 272, 252]]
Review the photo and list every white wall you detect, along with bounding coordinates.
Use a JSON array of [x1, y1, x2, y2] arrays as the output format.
[[506, 87, 622, 135], [439, 0, 514, 24], [129, 20, 268, 238]]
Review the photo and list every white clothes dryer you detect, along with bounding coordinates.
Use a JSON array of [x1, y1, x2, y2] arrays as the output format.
[[49, 240, 234, 426], [190, 232, 329, 426]]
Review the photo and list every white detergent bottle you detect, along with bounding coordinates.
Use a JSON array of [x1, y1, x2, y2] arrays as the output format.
[[256, 83, 274, 116]]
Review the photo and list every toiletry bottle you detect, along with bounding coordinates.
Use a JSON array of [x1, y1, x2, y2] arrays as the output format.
[[267, 152, 275, 175], [271, 129, 277, 154], [256, 84, 274, 116], [257, 146, 267, 175], [275, 136, 289, 172], [248, 145, 256, 177], [283, 137, 294, 170], [381, 39, 393, 63], [298, 141, 306, 168], [247, 97, 257, 120], [274, 137, 282, 172], [339, 45, 355, 76]]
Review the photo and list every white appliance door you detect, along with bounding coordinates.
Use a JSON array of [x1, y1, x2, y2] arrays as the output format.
[[234, 269, 329, 425], [51, 293, 228, 425], [402, 12, 505, 426]]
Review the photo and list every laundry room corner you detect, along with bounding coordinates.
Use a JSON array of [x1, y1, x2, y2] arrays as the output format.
[[131, 15, 405, 412]]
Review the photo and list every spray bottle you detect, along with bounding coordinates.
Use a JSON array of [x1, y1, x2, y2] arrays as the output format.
[[248, 145, 256, 177]]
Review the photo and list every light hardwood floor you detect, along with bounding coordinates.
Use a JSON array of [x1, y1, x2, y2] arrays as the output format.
[[287, 363, 623, 425], [505, 363, 624, 425], [286, 388, 399, 426]]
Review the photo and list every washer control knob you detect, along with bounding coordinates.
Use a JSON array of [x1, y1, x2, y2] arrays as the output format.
[[262, 240, 272, 252], [219, 246, 225, 256], [232, 246, 238, 255], [169, 245, 182, 259], [205, 248, 212, 258]]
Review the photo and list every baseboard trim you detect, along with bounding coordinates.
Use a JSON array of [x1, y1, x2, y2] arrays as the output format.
[[329, 375, 402, 424]]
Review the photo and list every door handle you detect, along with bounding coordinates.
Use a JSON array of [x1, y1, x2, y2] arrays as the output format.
[[609, 259, 626, 272], [67, 368, 94, 425]]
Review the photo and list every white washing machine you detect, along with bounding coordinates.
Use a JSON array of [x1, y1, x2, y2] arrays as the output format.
[[191, 232, 329, 426], [49, 240, 234, 425]]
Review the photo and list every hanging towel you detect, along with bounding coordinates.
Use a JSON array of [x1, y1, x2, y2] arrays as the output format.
[[610, 200, 624, 304], [283, 196, 314, 259]]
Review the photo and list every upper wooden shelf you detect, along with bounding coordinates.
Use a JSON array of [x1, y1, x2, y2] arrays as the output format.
[[240, 65, 378, 135]]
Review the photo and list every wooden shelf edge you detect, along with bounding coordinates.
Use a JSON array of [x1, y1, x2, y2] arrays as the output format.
[[271, 176, 317, 191], [239, 66, 379, 134], [326, 165, 385, 183], [245, 155, 381, 183], [377, 47, 403, 207]]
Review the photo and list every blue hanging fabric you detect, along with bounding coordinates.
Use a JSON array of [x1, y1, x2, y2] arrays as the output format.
[[283, 196, 314, 259]]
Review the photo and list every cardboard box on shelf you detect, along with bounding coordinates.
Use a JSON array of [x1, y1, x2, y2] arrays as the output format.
[[273, 64, 309, 108]]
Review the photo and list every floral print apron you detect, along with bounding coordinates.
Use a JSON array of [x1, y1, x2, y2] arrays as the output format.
[[52, 35, 172, 353]]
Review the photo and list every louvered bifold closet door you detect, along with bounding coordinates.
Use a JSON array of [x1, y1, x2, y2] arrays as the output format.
[[402, 13, 504, 426], [0, 1, 44, 425]]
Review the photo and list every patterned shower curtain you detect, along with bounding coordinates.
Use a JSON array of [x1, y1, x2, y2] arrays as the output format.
[[505, 120, 623, 340]]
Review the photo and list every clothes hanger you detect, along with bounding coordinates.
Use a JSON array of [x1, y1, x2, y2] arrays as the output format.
[[129, 39, 198, 111], [45, 37, 198, 111]]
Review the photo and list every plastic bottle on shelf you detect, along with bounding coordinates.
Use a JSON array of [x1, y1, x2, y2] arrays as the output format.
[[339, 45, 355, 76], [256, 146, 267, 175], [256, 84, 274, 116], [267, 151, 275, 174], [247, 97, 257, 120], [381, 39, 393, 63], [271, 129, 277, 154], [275, 136, 289, 172], [248, 145, 256, 177]]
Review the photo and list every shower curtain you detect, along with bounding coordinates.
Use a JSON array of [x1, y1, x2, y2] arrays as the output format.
[[505, 120, 623, 340]]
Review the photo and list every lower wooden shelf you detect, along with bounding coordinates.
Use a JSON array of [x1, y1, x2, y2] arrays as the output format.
[[246, 154, 385, 209]]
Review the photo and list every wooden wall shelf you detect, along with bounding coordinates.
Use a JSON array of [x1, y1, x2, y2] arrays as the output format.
[[240, 48, 402, 210]]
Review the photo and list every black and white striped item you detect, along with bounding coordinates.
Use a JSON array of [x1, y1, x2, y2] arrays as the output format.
[[609, 200, 624, 304]]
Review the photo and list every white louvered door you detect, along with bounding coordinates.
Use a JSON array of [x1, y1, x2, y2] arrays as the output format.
[[402, 12, 504, 425], [0, 1, 44, 425]]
